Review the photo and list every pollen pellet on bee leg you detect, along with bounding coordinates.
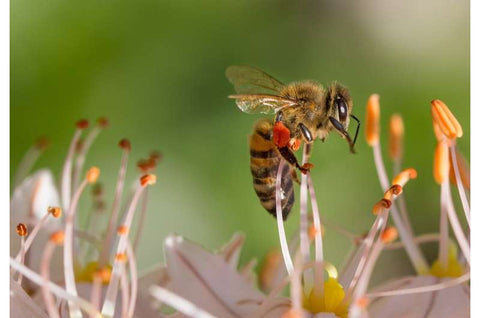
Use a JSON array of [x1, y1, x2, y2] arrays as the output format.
[[273, 122, 291, 148]]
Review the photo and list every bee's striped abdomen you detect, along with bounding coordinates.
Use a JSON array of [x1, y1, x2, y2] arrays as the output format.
[[249, 119, 295, 220]]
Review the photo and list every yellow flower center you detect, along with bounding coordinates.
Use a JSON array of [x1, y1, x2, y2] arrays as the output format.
[[75, 261, 112, 284], [430, 244, 464, 278], [303, 277, 349, 318]]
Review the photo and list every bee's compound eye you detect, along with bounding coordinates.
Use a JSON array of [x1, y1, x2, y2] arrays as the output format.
[[336, 97, 348, 122]]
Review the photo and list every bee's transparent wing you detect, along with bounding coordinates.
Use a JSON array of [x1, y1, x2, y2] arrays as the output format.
[[229, 94, 298, 114], [226, 65, 285, 94]]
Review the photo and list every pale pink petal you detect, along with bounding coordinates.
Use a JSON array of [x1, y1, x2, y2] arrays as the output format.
[[164, 234, 265, 318], [368, 276, 470, 318], [10, 277, 48, 318], [219, 233, 245, 268]]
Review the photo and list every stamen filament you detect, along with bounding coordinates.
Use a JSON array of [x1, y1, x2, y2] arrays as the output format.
[[149, 285, 218, 318], [126, 241, 138, 318], [41, 241, 61, 318], [13, 141, 44, 188], [72, 125, 102, 191], [99, 146, 130, 267], [275, 160, 294, 276], [299, 145, 311, 264], [16, 236, 26, 284], [90, 273, 103, 318], [120, 264, 130, 318], [307, 173, 324, 295], [10, 258, 102, 318], [439, 180, 450, 270], [450, 144, 470, 226], [61, 126, 85, 209], [367, 272, 470, 298], [133, 188, 149, 252]]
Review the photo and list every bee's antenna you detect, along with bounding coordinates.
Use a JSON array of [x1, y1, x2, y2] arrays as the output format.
[[350, 114, 361, 147]]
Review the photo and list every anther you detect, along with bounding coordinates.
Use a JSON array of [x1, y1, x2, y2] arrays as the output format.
[[365, 94, 380, 146], [96, 267, 112, 283], [140, 174, 157, 187], [76, 119, 90, 130], [381, 227, 398, 244], [86, 167, 100, 183], [392, 168, 417, 187], [115, 253, 128, 262], [434, 140, 450, 184], [50, 231, 65, 245], [97, 117, 109, 128], [372, 199, 391, 215], [308, 224, 324, 240], [117, 225, 129, 235], [389, 114, 404, 160], [118, 138, 131, 152], [384, 184, 403, 200], [431, 99, 463, 139], [149, 151, 162, 163], [16, 223, 28, 237], [47, 206, 62, 218], [137, 158, 156, 173], [356, 296, 370, 309], [34, 136, 50, 151]]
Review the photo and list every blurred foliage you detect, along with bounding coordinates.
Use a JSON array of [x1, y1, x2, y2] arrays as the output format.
[[11, 0, 469, 283]]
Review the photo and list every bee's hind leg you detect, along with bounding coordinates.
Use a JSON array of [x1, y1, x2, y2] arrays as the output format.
[[291, 169, 300, 184], [277, 146, 313, 174]]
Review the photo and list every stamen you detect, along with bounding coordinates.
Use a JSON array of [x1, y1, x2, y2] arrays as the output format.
[[101, 175, 154, 317], [450, 144, 470, 226], [99, 139, 131, 268], [307, 173, 325, 296], [119, 264, 129, 318], [259, 249, 282, 291], [299, 144, 312, 289], [41, 231, 64, 318], [380, 226, 398, 243], [13, 210, 51, 265], [149, 285, 218, 318], [48, 206, 62, 218], [392, 168, 417, 187], [437, 142, 451, 270], [434, 141, 450, 184], [61, 120, 89, 209], [126, 241, 138, 318], [64, 167, 99, 318], [10, 257, 102, 318], [15, 223, 27, 284], [365, 94, 380, 146], [367, 272, 470, 298], [449, 148, 470, 190], [431, 99, 463, 139], [388, 114, 404, 165], [275, 160, 294, 276], [13, 136, 50, 188], [133, 188, 149, 252], [16, 223, 28, 237], [72, 117, 108, 190], [90, 272, 103, 318]]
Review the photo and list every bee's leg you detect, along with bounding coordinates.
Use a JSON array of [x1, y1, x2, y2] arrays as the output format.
[[290, 169, 300, 184], [277, 146, 313, 174], [298, 123, 313, 142], [329, 116, 356, 154]]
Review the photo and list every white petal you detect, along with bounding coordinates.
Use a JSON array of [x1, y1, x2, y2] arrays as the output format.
[[10, 277, 48, 318], [219, 232, 245, 268], [164, 234, 265, 318], [11, 169, 60, 221], [368, 275, 470, 318]]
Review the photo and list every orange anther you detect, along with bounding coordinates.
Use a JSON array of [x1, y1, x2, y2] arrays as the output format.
[[383, 184, 403, 200], [289, 138, 301, 152], [16, 223, 28, 237], [149, 151, 163, 163], [86, 167, 100, 183], [273, 122, 291, 148], [356, 296, 370, 309], [47, 206, 62, 218], [259, 249, 282, 291], [372, 199, 391, 215], [50, 231, 65, 245], [115, 253, 128, 262], [140, 174, 157, 187], [117, 225, 129, 235], [118, 138, 131, 152], [389, 114, 404, 160], [431, 99, 463, 139], [34, 136, 50, 151], [97, 117, 109, 128], [96, 267, 112, 283], [76, 119, 90, 130], [365, 94, 380, 146], [381, 226, 398, 243], [434, 140, 450, 184], [392, 168, 417, 187]]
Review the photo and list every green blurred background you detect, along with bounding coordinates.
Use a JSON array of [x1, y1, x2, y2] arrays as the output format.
[[11, 0, 469, 283]]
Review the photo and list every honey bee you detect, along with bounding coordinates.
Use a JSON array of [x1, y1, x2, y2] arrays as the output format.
[[226, 65, 360, 219]]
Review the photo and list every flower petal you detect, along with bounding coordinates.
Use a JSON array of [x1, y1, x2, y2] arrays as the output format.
[[164, 234, 265, 318], [368, 275, 470, 318], [10, 277, 48, 318]]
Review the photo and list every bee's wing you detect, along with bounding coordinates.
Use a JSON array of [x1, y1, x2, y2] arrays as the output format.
[[229, 94, 298, 114], [226, 65, 285, 94]]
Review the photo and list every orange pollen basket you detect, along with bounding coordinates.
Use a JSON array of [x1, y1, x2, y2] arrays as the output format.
[[273, 122, 291, 148], [16, 223, 28, 237]]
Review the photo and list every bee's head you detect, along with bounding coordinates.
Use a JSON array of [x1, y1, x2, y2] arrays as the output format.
[[326, 82, 353, 128], [326, 82, 358, 154]]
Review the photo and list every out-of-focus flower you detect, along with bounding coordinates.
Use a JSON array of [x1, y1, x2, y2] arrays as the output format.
[[10, 118, 164, 318]]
